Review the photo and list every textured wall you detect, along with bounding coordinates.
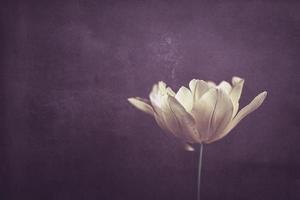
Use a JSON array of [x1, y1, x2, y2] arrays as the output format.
[[1, 0, 300, 199]]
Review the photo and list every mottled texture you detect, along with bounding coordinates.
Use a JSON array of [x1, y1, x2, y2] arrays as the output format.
[[1, 0, 300, 200]]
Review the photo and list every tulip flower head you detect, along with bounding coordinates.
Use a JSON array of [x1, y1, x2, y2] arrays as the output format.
[[128, 77, 267, 147]]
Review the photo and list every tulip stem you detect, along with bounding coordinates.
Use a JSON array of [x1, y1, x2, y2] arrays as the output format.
[[197, 144, 204, 200]]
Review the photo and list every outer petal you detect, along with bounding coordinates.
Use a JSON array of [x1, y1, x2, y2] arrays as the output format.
[[158, 81, 167, 92], [175, 86, 193, 112], [217, 81, 232, 94], [189, 79, 198, 94], [168, 96, 200, 143], [210, 91, 267, 142], [207, 81, 216, 88], [207, 89, 233, 142], [191, 88, 218, 141], [166, 87, 176, 96], [128, 97, 154, 116], [149, 83, 174, 132], [230, 77, 245, 118], [149, 83, 159, 104], [232, 76, 243, 85], [149, 83, 165, 109], [154, 113, 169, 132], [194, 80, 210, 101], [152, 95, 181, 137]]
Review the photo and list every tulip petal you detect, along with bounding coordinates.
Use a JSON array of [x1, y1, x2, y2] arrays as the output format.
[[175, 86, 193, 112], [167, 87, 176, 96], [210, 91, 267, 142], [232, 76, 243, 85], [192, 88, 218, 141], [168, 96, 200, 143], [158, 81, 167, 92], [207, 81, 217, 88], [208, 89, 233, 141], [189, 79, 198, 94], [152, 95, 182, 137], [149, 84, 183, 138], [194, 80, 210, 101], [153, 112, 169, 133], [218, 81, 232, 94], [230, 77, 245, 118], [128, 97, 154, 116], [149, 83, 168, 109], [149, 83, 177, 134]]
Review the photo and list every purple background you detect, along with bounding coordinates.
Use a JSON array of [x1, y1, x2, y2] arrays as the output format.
[[1, 0, 300, 199]]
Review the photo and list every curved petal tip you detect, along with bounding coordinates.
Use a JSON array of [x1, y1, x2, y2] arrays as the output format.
[[257, 91, 268, 103], [127, 97, 136, 104], [262, 91, 268, 97], [232, 76, 245, 86], [127, 97, 134, 103], [128, 97, 154, 116]]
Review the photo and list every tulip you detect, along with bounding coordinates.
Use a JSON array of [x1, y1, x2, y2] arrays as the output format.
[[128, 77, 267, 146], [128, 77, 267, 200]]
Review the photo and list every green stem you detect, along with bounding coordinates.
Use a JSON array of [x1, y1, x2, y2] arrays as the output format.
[[197, 144, 204, 200]]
